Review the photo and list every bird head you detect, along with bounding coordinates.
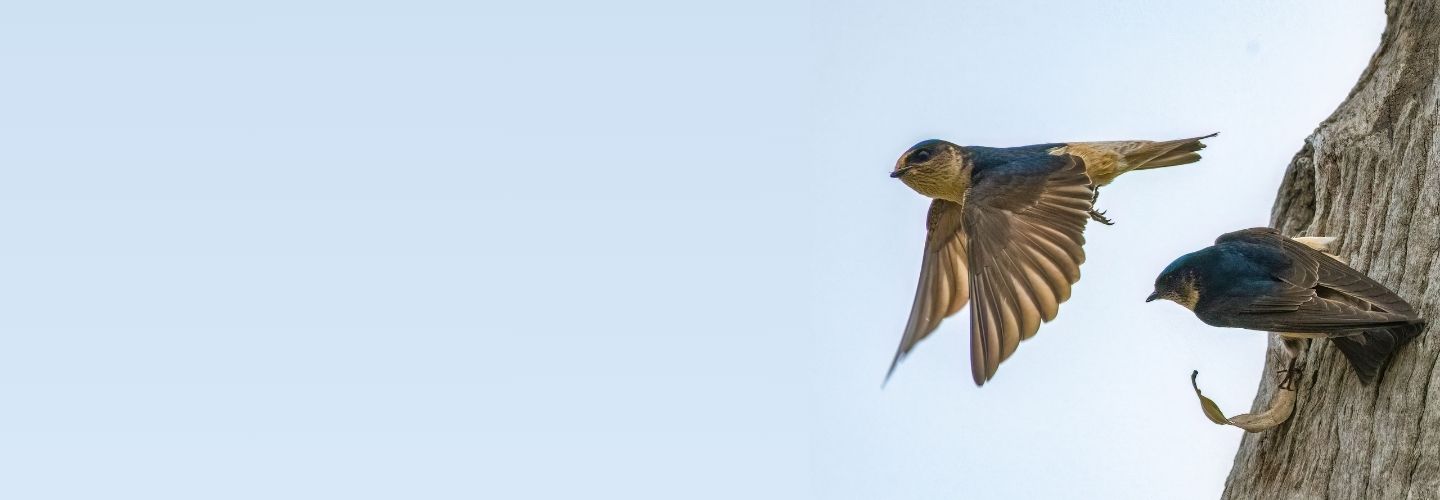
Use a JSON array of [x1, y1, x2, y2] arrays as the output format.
[[1148, 253, 1203, 310], [891, 140, 968, 202]]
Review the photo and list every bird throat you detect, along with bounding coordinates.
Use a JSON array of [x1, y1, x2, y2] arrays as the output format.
[[1175, 280, 1201, 310], [902, 170, 969, 204]]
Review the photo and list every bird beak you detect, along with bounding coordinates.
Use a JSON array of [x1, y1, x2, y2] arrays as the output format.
[[890, 167, 912, 178], [1145, 292, 1160, 303]]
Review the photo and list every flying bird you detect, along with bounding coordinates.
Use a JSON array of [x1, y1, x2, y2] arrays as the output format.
[[1148, 227, 1424, 385], [887, 133, 1216, 386]]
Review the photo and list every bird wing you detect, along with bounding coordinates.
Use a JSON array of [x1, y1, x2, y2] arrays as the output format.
[[961, 154, 1093, 385], [1204, 286, 1416, 335], [1216, 227, 1418, 317], [1201, 227, 1419, 334], [885, 199, 969, 381]]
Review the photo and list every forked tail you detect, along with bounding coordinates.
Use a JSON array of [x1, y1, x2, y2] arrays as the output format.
[[1128, 133, 1219, 171]]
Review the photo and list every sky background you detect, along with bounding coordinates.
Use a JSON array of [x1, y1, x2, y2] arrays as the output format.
[[0, 1, 1383, 499]]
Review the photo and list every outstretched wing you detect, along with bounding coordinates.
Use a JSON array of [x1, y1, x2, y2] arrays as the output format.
[[885, 199, 969, 381], [963, 154, 1094, 385]]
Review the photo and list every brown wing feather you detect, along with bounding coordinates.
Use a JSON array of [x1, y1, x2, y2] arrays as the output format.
[[963, 156, 1093, 385], [884, 200, 969, 381]]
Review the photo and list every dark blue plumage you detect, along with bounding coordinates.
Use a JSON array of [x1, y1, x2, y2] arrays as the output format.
[[965, 143, 1068, 174]]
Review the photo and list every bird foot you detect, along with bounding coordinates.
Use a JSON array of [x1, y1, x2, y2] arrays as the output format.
[[1276, 364, 1302, 391], [1087, 187, 1113, 225], [1088, 209, 1115, 225], [1276, 372, 1298, 391]]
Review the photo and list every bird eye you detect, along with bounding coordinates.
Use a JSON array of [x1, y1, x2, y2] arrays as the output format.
[[910, 149, 932, 163]]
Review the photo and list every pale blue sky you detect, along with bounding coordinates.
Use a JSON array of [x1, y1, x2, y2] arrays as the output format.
[[0, 1, 1381, 499]]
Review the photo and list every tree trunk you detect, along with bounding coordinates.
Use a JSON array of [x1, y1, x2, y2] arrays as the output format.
[[1223, 1, 1440, 498]]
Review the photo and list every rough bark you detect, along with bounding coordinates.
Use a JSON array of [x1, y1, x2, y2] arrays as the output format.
[[1222, 1, 1440, 498]]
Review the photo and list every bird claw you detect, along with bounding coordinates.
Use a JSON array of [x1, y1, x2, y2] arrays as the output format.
[[1276, 364, 1302, 391], [1276, 373, 1298, 391], [1088, 209, 1115, 225], [1087, 187, 1113, 225]]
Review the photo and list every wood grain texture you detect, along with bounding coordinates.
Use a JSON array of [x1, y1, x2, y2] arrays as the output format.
[[1223, 0, 1440, 498]]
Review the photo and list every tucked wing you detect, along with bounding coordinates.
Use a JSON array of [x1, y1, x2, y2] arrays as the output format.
[[1201, 228, 1419, 334], [963, 154, 1094, 385], [885, 199, 969, 381], [1201, 285, 1416, 335], [1216, 227, 1419, 317]]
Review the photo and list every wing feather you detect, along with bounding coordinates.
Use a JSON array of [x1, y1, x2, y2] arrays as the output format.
[[885, 200, 969, 381], [962, 154, 1093, 385], [1204, 227, 1420, 334], [1216, 227, 1419, 317]]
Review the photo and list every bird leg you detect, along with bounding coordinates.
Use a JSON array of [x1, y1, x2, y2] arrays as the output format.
[[1087, 187, 1115, 225], [1275, 338, 1306, 391], [1276, 357, 1301, 391]]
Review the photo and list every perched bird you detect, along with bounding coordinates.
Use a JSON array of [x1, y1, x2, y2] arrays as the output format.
[[1148, 227, 1425, 385], [887, 133, 1216, 385]]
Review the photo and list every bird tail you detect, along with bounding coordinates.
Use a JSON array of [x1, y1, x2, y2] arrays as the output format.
[[1127, 133, 1219, 171], [1329, 321, 1425, 384]]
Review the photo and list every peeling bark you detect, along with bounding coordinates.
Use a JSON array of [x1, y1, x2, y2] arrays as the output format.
[[1222, 1, 1440, 498]]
